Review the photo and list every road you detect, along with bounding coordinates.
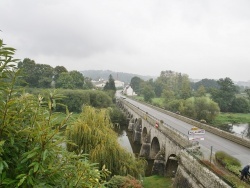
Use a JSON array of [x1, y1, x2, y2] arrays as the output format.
[[118, 94, 250, 167]]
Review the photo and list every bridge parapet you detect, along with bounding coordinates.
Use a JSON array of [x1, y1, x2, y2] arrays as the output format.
[[174, 150, 231, 188]]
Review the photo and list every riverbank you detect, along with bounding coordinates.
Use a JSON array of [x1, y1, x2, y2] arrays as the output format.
[[143, 175, 173, 188], [211, 112, 250, 126]]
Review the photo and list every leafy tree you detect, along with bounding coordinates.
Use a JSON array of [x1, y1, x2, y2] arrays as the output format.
[[194, 97, 220, 122], [66, 106, 147, 178], [35, 64, 54, 87], [211, 77, 237, 112], [130, 76, 144, 95], [53, 65, 68, 80], [181, 98, 196, 119], [142, 85, 155, 102], [180, 74, 191, 99], [0, 39, 108, 187], [231, 97, 250, 113], [69, 70, 85, 89], [55, 72, 74, 89], [18, 59, 54, 88], [162, 89, 175, 105], [154, 80, 165, 97], [191, 79, 219, 91], [18, 58, 37, 86], [196, 85, 206, 97], [245, 89, 250, 101]]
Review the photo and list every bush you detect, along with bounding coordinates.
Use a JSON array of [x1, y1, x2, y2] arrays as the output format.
[[27, 89, 113, 112], [215, 151, 241, 175], [215, 151, 241, 167]]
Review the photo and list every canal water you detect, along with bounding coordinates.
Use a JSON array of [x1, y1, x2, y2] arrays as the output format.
[[231, 123, 250, 138], [115, 125, 154, 176]]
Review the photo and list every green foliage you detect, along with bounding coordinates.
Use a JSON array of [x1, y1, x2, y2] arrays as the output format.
[[195, 85, 206, 97], [18, 58, 54, 88], [130, 76, 144, 95], [191, 78, 219, 91], [53, 65, 68, 80], [107, 175, 143, 188], [66, 106, 147, 178], [211, 77, 237, 112], [231, 97, 250, 113], [0, 39, 108, 187], [142, 85, 155, 102], [215, 151, 241, 170], [212, 113, 250, 126], [27, 89, 113, 113], [104, 74, 116, 91], [108, 106, 127, 127]]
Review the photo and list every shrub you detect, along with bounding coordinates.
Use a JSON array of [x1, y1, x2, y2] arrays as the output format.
[[215, 151, 241, 168]]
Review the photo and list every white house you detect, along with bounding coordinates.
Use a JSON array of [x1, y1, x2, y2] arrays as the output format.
[[115, 80, 125, 88], [91, 79, 107, 89], [123, 85, 137, 96]]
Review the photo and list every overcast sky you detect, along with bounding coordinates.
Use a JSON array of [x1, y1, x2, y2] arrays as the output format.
[[1, 0, 250, 81]]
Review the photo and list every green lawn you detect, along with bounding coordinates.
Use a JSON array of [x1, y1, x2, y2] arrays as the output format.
[[142, 175, 173, 188]]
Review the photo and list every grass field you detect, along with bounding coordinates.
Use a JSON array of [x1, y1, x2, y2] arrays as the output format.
[[142, 176, 173, 188], [212, 112, 250, 126]]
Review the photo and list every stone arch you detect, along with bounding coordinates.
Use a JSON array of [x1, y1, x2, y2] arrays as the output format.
[[165, 154, 179, 177], [150, 137, 160, 159]]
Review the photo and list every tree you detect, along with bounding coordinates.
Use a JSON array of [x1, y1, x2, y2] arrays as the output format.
[[196, 85, 206, 97], [18, 59, 54, 88], [103, 74, 116, 91], [66, 106, 146, 178], [180, 74, 191, 99], [130, 76, 144, 95], [0, 39, 108, 187], [35, 64, 54, 87], [53, 65, 68, 80], [142, 85, 155, 102], [191, 79, 219, 91], [69, 70, 84, 89], [245, 89, 250, 101], [231, 97, 250, 113], [162, 89, 175, 104], [18, 58, 37, 87], [194, 97, 220, 122], [55, 72, 74, 89], [211, 77, 237, 112]]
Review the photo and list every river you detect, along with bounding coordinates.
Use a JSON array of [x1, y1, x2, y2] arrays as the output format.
[[115, 125, 154, 176]]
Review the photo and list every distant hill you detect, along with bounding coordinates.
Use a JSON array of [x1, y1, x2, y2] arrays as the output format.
[[81, 70, 156, 84]]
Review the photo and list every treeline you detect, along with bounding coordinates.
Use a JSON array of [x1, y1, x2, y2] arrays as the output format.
[[17, 58, 94, 89], [130, 70, 250, 123]]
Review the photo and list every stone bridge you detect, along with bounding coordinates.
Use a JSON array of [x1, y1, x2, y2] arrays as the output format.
[[117, 99, 231, 188]]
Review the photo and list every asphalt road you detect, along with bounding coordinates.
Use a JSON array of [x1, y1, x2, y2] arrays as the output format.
[[119, 95, 250, 167]]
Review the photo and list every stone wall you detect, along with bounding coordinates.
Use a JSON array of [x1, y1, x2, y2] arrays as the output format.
[[176, 151, 231, 188]]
